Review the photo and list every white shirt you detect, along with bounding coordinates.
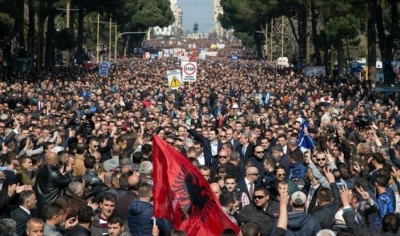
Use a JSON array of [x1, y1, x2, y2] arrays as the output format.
[[210, 140, 218, 156], [244, 177, 253, 194], [20, 206, 30, 215], [283, 145, 287, 155], [197, 153, 205, 165]]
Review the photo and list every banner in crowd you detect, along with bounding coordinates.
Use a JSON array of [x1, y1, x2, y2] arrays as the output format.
[[304, 66, 326, 77], [152, 135, 240, 236], [98, 61, 110, 76], [182, 62, 197, 82], [167, 70, 183, 90]]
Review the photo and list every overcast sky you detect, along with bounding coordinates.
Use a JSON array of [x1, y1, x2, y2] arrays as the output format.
[[178, 0, 213, 33]]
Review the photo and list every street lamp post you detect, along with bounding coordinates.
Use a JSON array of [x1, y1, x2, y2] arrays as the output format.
[[114, 24, 117, 60], [91, 18, 116, 63], [115, 32, 147, 58], [109, 17, 112, 61], [255, 30, 297, 61], [56, 4, 78, 66], [96, 13, 100, 63], [281, 16, 284, 62]]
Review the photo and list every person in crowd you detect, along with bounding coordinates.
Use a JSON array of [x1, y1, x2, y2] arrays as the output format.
[[107, 214, 129, 236], [0, 37, 399, 236], [65, 205, 94, 236], [219, 191, 238, 225], [26, 218, 44, 236], [286, 191, 321, 235], [91, 192, 117, 235], [16, 156, 33, 186], [64, 181, 86, 219], [127, 182, 170, 235], [34, 152, 72, 219], [82, 155, 104, 190], [0, 218, 17, 235], [311, 167, 342, 229], [237, 165, 260, 207], [11, 190, 36, 236], [236, 186, 279, 236], [43, 203, 67, 236], [115, 174, 140, 221]]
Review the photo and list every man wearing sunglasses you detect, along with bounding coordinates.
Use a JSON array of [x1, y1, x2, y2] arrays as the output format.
[[210, 150, 238, 182], [237, 186, 279, 236], [247, 146, 266, 180], [237, 166, 260, 207]]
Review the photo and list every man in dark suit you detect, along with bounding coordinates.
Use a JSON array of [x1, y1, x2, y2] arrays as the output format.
[[226, 128, 240, 150], [235, 132, 254, 163], [212, 101, 226, 118], [237, 165, 260, 208], [11, 190, 36, 236], [188, 127, 222, 166]]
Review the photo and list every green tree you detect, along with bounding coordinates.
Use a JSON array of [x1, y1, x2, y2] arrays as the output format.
[[325, 14, 360, 75], [375, 0, 399, 61], [71, 0, 124, 64], [114, 0, 174, 54], [219, 0, 275, 58]]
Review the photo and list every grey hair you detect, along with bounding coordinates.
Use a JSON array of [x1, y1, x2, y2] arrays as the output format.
[[67, 181, 84, 195], [0, 218, 17, 234], [316, 229, 336, 236], [18, 190, 35, 206], [120, 158, 133, 166], [242, 132, 250, 139]]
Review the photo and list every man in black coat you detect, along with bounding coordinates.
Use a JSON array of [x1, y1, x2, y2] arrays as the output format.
[[237, 186, 279, 236], [341, 188, 398, 236], [188, 128, 222, 167], [34, 152, 72, 219], [65, 205, 94, 236], [11, 190, 36, 236], [311, 168, 342, 229]]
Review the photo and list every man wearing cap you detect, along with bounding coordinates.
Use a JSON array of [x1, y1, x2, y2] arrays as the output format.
[[286, 191, 321, 235]]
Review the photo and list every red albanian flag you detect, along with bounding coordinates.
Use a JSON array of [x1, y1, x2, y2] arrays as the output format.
[[152, 135, 240, 236]]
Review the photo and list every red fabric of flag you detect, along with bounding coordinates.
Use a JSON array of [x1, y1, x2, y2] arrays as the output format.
[[152, 135, 240, 236]]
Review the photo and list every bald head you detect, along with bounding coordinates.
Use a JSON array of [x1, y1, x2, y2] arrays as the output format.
[[210, 183, 221, 198], [245, 166, 258, 175], [45, 152, 58, 166], [127, 175, 141, 191]]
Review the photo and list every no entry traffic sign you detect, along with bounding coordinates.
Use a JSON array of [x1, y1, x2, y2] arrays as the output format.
[[182, 62, 197, 82]]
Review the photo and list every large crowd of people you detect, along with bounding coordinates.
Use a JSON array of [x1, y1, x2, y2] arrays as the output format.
[[0, 37, 399, 236]]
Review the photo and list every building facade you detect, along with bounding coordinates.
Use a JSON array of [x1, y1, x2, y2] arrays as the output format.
[[213, 0, 224, 37], [153, 0, 183, 37]]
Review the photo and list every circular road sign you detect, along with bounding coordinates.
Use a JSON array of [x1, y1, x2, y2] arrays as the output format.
[[183, 62, 196, 76], [99, 62, 108, 72]]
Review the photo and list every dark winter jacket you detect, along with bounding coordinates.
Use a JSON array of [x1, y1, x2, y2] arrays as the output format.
[[65, 224, 91, 236], [286, 210, 321, 236], [34, 164, 72, 219], [127, 200, 170, 236], [236, 200, 279, 236], [311, 182, 342, 229], [343, 209, 397, 236]]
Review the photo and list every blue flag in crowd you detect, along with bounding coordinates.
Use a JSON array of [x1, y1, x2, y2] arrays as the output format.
[[297, 120, 315, 152]]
